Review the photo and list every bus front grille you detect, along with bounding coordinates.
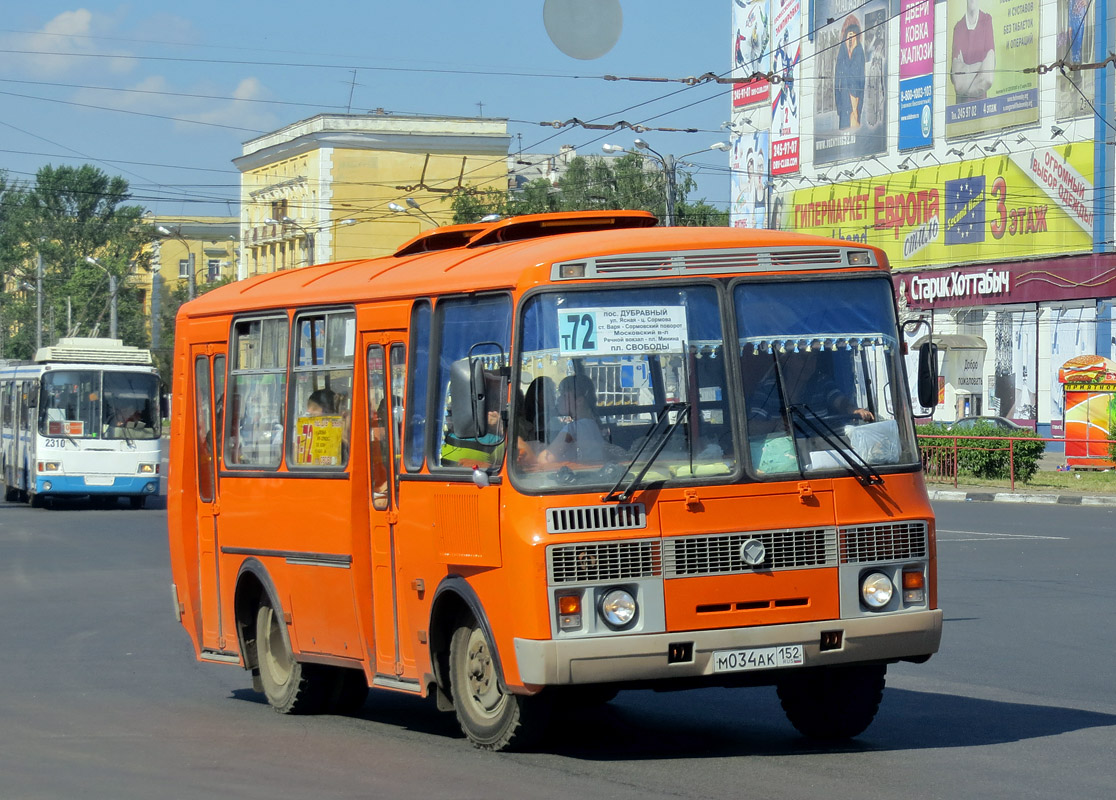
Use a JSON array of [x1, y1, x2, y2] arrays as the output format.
[[548, 540, 662, 584], [546, 503, 646, 534], [839, 521, 929, 563], [663, 527, 837, 578]]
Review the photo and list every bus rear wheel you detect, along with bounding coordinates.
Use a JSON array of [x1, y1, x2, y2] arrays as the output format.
[[776, 664, 886, 740], [255, 599, 329, 714], [448, 619, 549, 751]]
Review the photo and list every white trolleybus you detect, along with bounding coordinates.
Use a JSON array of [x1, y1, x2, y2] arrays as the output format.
[[0, 337, 162, 508]]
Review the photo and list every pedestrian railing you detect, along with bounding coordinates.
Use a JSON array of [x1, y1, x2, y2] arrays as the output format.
[[918, 434, 1114, 490]]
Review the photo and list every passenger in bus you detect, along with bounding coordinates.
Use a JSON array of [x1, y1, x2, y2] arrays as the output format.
[[521, 376, 559, 444], [537, 374, 607, 465], [306, 388, 336, 416]]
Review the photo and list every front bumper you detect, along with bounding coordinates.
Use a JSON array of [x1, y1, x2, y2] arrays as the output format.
[[513, 608, 942, 686], [36, 475, 160, 497]]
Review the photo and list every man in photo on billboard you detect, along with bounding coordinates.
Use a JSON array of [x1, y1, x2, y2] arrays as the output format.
[[950, 0, 996, 102]]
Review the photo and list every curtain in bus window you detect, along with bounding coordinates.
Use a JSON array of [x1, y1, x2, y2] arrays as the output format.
[[227, 317, 289, 469], [290, 310, 355, 469]]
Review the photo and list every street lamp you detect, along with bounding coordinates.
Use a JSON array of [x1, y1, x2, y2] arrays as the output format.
[[389, 201, 438, 228], [601, 140, 729, 227], [156, 225, 195, 300], [405, 198, 439, 226], [267, 216, 316, 267], [85, 256, 118, 339]]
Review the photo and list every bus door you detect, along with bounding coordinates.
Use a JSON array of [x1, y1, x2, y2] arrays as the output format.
[[365, 337, 410, 682], [191, 344, 228, 652], [16, 379, 38, 493]]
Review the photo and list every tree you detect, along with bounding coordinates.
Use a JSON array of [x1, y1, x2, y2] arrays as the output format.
[[450, 153, 727, 226], [151, 275, 232, 382], [0, 165, 152, 359]]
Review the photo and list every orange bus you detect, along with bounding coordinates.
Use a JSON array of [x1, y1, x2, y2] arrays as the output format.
[[167, 210, 941, 750]]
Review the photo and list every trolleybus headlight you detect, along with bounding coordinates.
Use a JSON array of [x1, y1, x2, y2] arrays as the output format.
[[599, 588, 638, 629], [138, 463, 157, 474], [861, 572, 894, 609], [38, 461, 61, 472]]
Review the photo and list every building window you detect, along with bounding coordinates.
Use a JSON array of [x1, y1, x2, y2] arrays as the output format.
[[178, 259, 190, 278], [207, 260, 220, 281]]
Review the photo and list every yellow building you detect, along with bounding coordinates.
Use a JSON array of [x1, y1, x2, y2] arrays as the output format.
[[234, 113, 510, 277]]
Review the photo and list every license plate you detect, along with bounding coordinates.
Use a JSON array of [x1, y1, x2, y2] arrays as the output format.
[[712, 644, 804, 673], [84, 476, 115, 486]]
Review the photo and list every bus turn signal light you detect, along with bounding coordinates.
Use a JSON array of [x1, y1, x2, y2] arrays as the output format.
[[902, 571, 925, 604], [557, 594, 582, 631]]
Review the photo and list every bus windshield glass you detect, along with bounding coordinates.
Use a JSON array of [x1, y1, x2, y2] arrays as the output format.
[[513, 284, 734, 492], [40, 370, 160, 440], [734, 276, 919, 477]]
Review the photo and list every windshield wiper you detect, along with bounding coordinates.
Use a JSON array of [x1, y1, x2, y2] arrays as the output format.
[[786, 404, 883, 487], [602, 401, 690, 503]]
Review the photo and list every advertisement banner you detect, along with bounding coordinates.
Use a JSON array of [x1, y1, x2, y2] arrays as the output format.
[[770, 0, 800, 175], [945, 0, 1039, 138], [1055, 0, 1096, 120], [786, 144, 1093, 268], [812, 0, 888, 166], [730, 129, 771, 228], [733, 0, 771, 107], [1050, 306, 1099, 429], [898, 0, 934, 150]]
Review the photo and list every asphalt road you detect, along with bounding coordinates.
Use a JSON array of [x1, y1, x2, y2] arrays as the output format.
[[0, 498, 1111, 800]]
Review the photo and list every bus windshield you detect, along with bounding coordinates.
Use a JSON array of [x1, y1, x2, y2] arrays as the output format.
[[512, 276, 919, 492], [734, 276, 919, 477], [513, 284, 734, 492], [40, 370, 160, 440]]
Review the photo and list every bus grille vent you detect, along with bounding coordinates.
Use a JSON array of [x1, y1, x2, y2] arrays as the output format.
[[553, 247, 855, 280], [546, 503, 646, 534], [839, 521, 929, 564], [663, 527, 837, 578], [548, 540, 662, 584]]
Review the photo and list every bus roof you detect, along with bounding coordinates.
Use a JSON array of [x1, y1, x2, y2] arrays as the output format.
[[179, 210, 887, 319]]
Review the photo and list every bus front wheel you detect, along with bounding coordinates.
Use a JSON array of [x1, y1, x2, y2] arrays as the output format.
[[255, 599, 329, 714], [776, 664, 886, 740], [448, 619, 549, 751]]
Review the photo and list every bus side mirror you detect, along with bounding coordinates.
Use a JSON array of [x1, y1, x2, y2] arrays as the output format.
[[917, 342, 939, 410], [450, 358, 487, 439]]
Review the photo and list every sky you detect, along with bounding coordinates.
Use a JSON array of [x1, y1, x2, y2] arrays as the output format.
[[0, 1, 736, 223]]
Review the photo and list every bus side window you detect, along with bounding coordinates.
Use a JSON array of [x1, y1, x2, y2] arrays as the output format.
[[431, 294, 512, 471], [225, 316, 289, 469], [289, 309, 355, 469]]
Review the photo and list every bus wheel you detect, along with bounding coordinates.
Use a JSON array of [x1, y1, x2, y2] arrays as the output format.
[[28, 493, 45, 509], [449, 619, 549, 751], [255, 599, 328, 714], [776, 664, 886, 740], [129, 496, 146, 509], [3, 482, 17, 503]]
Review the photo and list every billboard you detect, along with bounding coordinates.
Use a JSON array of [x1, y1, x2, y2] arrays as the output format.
[[770, 0, 800, 174], [812, 0, 889, 165], [945, 0, 1040, 138], [898, 0, 934, 150], [786, 144, 1093, 267], [730, 129, 771, 228], [1055, 0, 1096, 120], [733, 0, 771, 107]]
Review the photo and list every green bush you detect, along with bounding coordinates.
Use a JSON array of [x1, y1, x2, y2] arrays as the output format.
[[918, 420, 1046, 483]]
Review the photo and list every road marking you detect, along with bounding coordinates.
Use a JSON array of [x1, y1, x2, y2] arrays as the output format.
[[938, 529, 1069, 542]]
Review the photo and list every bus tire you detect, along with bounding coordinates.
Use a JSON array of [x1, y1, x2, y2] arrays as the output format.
[[4, 484, 18, 503], [448, 619, 549, 751], [255, 599, 329, 715], [776, 664, 886, 740], [28, 492, 45, 509], [129, 496, 147, 509]]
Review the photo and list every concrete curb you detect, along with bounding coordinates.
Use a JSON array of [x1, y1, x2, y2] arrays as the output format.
[[927, 488, 1116, 506]]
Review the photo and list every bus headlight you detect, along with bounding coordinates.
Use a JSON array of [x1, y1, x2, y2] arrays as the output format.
[[38, 461, 61, 472], [599, 588, 638, 629], [138, 463, 158, 474], [861, 572, 894, 609]]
